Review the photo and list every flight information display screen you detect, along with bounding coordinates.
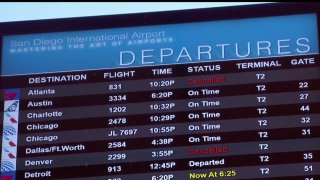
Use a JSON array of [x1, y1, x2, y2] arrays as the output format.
[[1, 3, 320, 180]]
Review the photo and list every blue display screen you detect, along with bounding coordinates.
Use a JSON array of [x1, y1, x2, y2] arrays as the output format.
[[2, 13, 318, 75], [1, 5, 320, 180]]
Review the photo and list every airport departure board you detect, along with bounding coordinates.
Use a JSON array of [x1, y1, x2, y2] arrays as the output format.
[[1, 3, 320, 180]]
